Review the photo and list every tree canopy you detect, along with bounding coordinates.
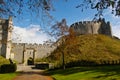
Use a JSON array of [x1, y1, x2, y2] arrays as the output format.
[[0, 0, 120, 18], [77, 0, 120, 19], [0, 0, 52, 17]]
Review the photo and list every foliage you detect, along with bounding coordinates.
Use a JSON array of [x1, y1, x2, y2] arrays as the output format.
[[35, 57, 50, 62], [0, 56, 10, 66], [47, 35, 120, 68], [0, 63, 17, 73], [76, 0, 120, 19], [50, 19, 69, 39], [48, 65, 120, 80], [0, 0, 120, 18], [50, 18, 69, 69], [0, 56, 16, 73], [0, 0, 53, 17]]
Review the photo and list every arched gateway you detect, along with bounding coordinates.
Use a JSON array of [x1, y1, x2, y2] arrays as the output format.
[[23, 48, 36, 65]]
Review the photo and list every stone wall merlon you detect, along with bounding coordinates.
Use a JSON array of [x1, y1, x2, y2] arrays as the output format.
[[71, 21, 102, 27]]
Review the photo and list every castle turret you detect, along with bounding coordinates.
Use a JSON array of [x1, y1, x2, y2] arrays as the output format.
[[0, 16, 13, 59], [6, 16, 13, 59]]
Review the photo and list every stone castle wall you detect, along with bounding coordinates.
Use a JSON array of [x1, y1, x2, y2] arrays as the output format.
[[12, 43, 56, 63], [70, 19, 112, 36]]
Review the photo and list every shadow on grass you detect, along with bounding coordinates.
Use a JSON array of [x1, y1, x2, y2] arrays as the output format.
[[48, 65, 120, 77], [48, 67, 91, 75]]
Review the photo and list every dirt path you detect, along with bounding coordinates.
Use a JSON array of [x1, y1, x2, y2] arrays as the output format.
[[13, 65, 54, 80], [13, 71, 54, 80]]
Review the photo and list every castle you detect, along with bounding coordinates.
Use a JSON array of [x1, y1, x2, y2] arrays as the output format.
[[70, 18, 112, 37], [0, 17, 112, 64], [0, 17, 56, 64]]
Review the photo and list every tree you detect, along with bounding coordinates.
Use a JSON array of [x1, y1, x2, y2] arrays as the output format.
[[0, 0, 120, 18], [0, 0, 52, 17], [50, 19, 79, 69], [0, 0, 56, 38], [76, 0, 120, 19], [51, 19, 69, 70]]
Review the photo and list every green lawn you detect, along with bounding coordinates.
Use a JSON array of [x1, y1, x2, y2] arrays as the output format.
[[0, 73, 18, 80], [48, 65, 120, 80]]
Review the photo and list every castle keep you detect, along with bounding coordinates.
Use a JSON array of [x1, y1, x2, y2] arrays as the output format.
[[70, 19, 112, 37], [0, 17, 113, 64]]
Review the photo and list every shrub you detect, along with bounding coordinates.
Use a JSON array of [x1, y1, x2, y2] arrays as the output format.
[[0, 56, 10, 66], [35, 62, 49, 69], [0, 63, 17, 73]]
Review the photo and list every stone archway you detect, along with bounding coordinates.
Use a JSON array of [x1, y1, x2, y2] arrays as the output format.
[[27, 57, 34, 65], [23, 48, 36, 65]]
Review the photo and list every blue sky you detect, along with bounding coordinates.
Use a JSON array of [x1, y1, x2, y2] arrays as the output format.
[[12, 0, 120, 44]]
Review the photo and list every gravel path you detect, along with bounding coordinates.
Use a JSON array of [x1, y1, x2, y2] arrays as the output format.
[[13, 65, 54, 80]]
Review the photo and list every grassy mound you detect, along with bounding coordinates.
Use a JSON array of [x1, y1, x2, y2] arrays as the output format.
[[48, 34, 120, 67]]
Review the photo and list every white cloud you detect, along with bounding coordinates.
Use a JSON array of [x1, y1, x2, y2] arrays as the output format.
[[12, 24, 51, 44], [103, 9, 120, 38], [110, 17, 120, 38], [112, 23, 120, 38]]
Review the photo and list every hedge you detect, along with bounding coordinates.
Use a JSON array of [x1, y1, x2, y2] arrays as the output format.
[[0, 63, 17, 73]]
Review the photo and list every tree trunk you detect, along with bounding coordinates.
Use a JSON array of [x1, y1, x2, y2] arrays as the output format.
[[62, 51, 65, 70]]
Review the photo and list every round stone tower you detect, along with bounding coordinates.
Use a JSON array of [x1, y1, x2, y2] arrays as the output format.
[[70, 18, 112, 37]]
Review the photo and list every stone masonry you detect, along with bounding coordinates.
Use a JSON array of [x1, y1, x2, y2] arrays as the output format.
[[12, 43, 56, 63], [0, 16, 13, 59], [70, 18, 112, 37]]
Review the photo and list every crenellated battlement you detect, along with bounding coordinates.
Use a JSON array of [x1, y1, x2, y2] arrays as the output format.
[[70, 18, 112, 37], [12, 42, 56, 49], [71, 21, 101, 27]]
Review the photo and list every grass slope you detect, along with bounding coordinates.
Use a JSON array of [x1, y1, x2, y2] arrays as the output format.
[[48, 65, 120, 80], [0, 56, 10, 66], [48, 34, 120, 66]]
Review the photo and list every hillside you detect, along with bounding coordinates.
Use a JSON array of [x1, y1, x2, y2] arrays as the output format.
[[47, 34, 120, 66]]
